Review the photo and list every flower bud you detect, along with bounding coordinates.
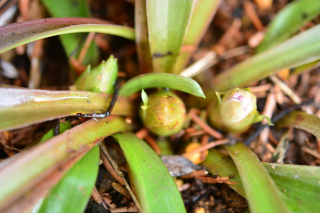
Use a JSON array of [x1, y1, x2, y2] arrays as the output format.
[[140, 90, 186, 136], [75, 55, 118, 94], [209, 88, 272, 133]]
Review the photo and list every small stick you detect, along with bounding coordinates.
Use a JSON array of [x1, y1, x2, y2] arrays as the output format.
[[145, 134, 161, 155], [200, 135, 209, 160], [302, 146, 320, 160], [99, 142, 142, 212], [110, 206, 139, 213], [243, 1, 264, 31], [135, 128, 148, 139], [112, 182, 131, 199], [182, 139, 229, 158], [100, 150, 125, 186], [91, 186, 108, 209], [78, 32, 95, 64], [259, 88, 276, 145], [269, 75, 301, 104], [102, 196, 117, 209], [189, 109, 223, 139]]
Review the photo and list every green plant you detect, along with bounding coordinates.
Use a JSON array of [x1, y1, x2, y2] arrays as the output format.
[[1, 0, 320, 212]]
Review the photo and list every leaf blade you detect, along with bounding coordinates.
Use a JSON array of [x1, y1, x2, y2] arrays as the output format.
[[0, 116, 132, 211], [213, 24, 320, 91], [147, 0, 194, 73], [0, 87, 133, 131], [119, 73, 205, 98], [113, 133, 186, 213], [0, 18, 134, 54], [276, 111, 320, 138], [224, 143, 289, 213], [257, 0, 320, 53], [38, 146, 99, 213]]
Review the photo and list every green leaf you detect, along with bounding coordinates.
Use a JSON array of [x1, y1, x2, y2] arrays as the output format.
[[119, 73, 205, 98], [212, 24, 320, 91], [224, 143, 289, 213], [147, 0, 194, 73], [35, 56, 119, 213], [276, 111, 320, 138], [203, 148, 320, 213], [0, 87, 133, 131], [173, 0, 220, 73], [37, 146, 99, 213], [263, 163, 320, 213], [0, 18, 135, 54], [38, 122, 72, 144], [257, 0, 320, 53], [112, 133, 186, 213], [141, 89, 149, 106], [75, 55, 118, 94], [0, 116, 132, 211], [135, 0, 152, 73], [41, 0, 98, 64]]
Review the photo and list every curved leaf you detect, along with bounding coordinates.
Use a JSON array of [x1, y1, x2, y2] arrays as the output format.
[[147, 0, 194, 73], [213, 24, 320, 91], [276, 111, 320, 138], [203, 148, 318, 213], [257, 0, 320, 53], [264, 163, 320, 213], [75, 55, 118, 93], [0, 116, 132, 211], [41, 0, 98, 64], [112, 133, 186, 213], [173, 0, 220, 73], [0, 18, 134, 54], [224, 143, 289, 213], [0, 87, 133, 131], [119, 73, 206, 98], [38, 146, 99, 213], [35, 57, 119, 213]]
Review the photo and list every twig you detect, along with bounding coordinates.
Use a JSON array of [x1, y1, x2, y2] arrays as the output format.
[[91, 186, 108, 209], [243, 0, 264, 31], [145, 134, 161, 155], [301, 146, 320, 160], [99, 142, 142, 212], [188, 109, 223, 139], [78, 32, 95, 64], [100, 149, 125, 186], [269, 75, 301, 104], [182, 139, 229, 158], [110, 206, 139, 212]]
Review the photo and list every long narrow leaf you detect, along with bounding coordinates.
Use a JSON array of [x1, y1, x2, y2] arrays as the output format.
[[0, 116, 132, 212], [36, 58, 119, 213], [119, 73, 205, 98], [257, 0, 320, 53], [38, 146, 99, 213], [224, 143, 289, 213], [147, 0, 194, 73], [173, 0, 220, 73], [135, 0, 152, 73], [0, 87, 133, 131], [0, 18, 134, 54], [41, 0, 98, 64], [203, 148, 320, 213], [213, 24, 320, 91], [276, 111, 320, 138], [112, 133, 186, 213]]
